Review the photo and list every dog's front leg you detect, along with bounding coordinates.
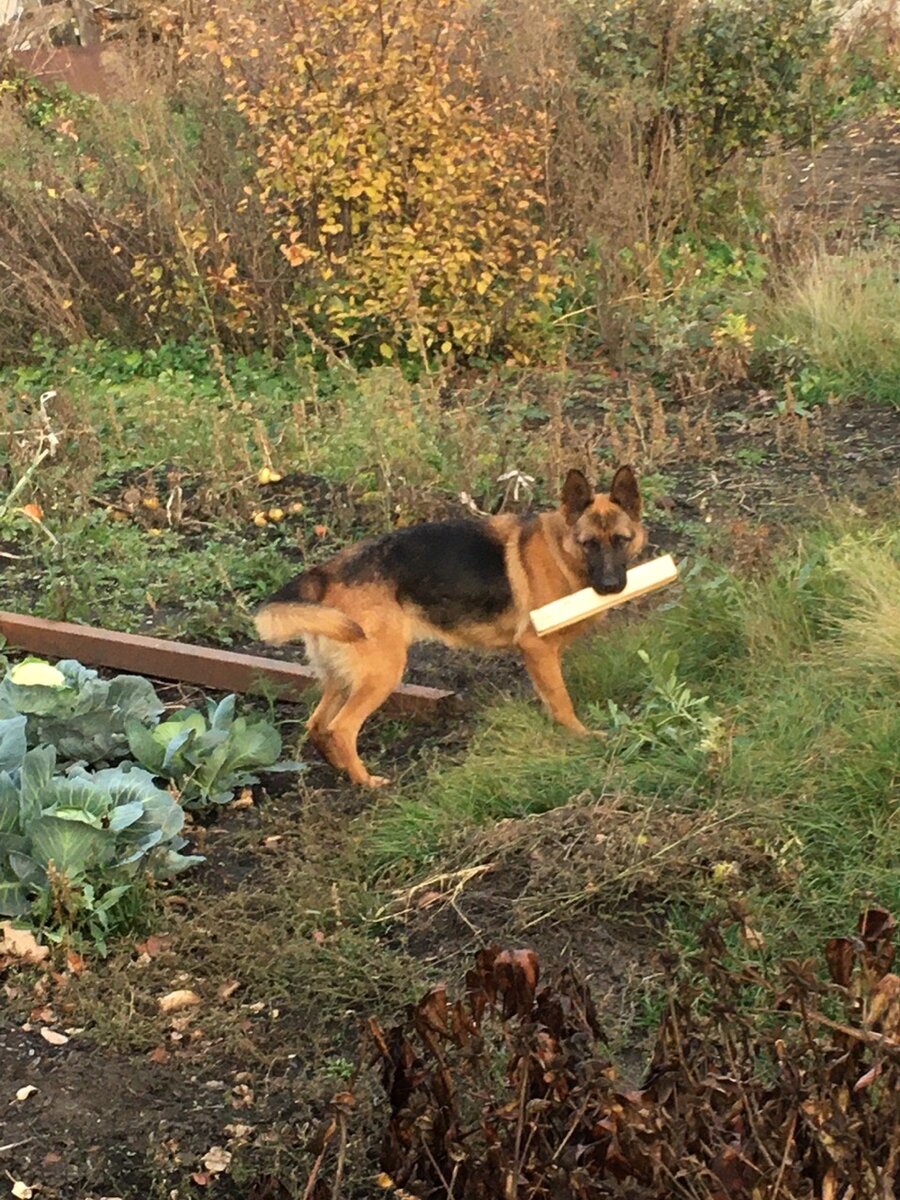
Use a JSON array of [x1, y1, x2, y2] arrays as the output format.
[[518, 635, 588, 735]]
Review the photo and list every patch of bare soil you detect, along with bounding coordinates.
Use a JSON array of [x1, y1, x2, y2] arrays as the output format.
[[0, 1026, 225, 1198], [783, 110, 900, 233], [650, 390, 898, 551]]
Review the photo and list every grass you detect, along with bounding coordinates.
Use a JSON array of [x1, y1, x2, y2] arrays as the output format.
[[66, 821, 421, 1058], [4, 341, 545, 512], [0, 339, 685, 639], [757, 245, 900, 405], [8, 513, 294, 639], [0, 24, 897, 1188], [2, 339, 897, 1192], [0, 342, 568, 639], [369, 518, 900, 961], [3, 337, 898, 971]]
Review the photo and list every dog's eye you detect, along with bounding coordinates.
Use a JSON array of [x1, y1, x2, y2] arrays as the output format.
[[612, 533, 633, 548]]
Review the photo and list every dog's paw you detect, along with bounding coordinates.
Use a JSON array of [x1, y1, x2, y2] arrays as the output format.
[[562, 719, 591, 736], [566, 722, 608, 739], [361, 774, 391, 789]]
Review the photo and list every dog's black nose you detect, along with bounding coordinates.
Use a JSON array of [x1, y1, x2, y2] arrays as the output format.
[[594, 580, 626, 595]]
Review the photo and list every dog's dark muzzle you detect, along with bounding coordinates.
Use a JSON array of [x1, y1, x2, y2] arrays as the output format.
[[592, 576, 627, 595], [586, 545, 627, 595]]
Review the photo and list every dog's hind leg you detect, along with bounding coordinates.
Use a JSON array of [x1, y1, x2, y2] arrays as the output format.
[[302, 637, 350, 764], [321, 643, 408, 788], [307, 678, 348, 755]]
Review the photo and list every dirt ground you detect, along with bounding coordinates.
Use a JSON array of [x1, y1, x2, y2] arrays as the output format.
[[2, 382, 895, 1198], [1, 114, 899, 1199], [783, 109, 900, 232]]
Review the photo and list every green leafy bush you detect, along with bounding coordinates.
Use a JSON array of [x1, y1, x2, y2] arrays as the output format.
[[0, 745, 202, 947], [598, 648, 726, 761], [125, 694, 296, 809], [575, 0, 834, 178]]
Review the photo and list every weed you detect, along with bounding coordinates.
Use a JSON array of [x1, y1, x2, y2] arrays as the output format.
[[598, 648, 726, 762], [358, 912, 900, 1200]]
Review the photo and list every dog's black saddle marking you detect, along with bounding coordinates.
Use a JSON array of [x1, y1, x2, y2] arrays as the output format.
[[339, 520, 513, 629]]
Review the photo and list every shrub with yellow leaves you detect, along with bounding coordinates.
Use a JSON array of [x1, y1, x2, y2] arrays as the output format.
[[193, 0, 560, 360]]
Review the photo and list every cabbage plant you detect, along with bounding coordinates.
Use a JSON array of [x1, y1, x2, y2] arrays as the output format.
[[0, 658, 164, 765], [0, 744, 203, 946], [0, 654, 302, 946], [125, 693, 298, 808]]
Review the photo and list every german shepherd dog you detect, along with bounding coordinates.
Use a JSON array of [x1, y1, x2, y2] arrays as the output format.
[[255, 466, 646, 787]]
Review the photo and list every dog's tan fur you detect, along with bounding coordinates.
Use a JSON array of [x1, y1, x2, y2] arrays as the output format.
[[255, 466, 646, 786]]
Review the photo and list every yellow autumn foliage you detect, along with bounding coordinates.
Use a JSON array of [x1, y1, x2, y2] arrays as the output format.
[[192, 0, 559, 359]]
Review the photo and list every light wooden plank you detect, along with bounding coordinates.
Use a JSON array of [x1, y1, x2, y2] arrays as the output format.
[[530, 554, 679, 637], [0, 611, 455, 715]]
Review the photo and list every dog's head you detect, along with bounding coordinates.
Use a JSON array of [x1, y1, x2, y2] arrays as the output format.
[[561, 466, 647, 594]]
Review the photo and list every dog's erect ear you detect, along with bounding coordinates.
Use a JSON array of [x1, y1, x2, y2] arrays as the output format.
[[561, 468, 593, 522], [609, 465, 641, 520]]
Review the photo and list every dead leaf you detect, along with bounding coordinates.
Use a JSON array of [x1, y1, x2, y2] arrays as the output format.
[[867, 973, 900, 1030], [231, 1083, 254, 1109], [17, 503, 44, 524], [158, 989, 202, 1015], [231, 788, 254, 810], [741, 924, 766, 951], [416, 984, 450, 1036], [136, 934, 169, 958], [218, 978, 241, 1001], [825, 937, 855, 987], [11, 1182, 33, 1200], [854, 1063, 882, 1091], [148, 1046, 170, 1064], [312, 930, 326, 946], [859, 906, 895, 947], [493, 948, 541, 1019], [191, 1172, 212, 1187], [39, 1028, 69, 1046], [15, 1085, 38, 1102], [224, 1123, 253, 1142], [42, 1152, 62, 1166], [65, 949, 87, 975], [822, 1168, 837, 1200], [1, 923, 49, 965], [201, 1146, 232, 1175]]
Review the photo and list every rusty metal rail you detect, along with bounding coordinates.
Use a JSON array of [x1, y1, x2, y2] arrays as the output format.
[[0, 611, 455, 716]]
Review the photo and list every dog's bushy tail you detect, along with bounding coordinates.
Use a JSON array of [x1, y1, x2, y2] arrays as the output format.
[[255, 602, 364, 646], [256, 568, 365, 645]]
